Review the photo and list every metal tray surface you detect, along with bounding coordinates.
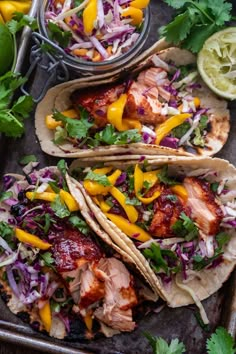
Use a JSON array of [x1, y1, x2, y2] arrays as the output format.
[[0, 1, 235, 353]]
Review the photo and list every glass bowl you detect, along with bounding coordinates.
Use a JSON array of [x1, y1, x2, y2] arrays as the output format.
[[38, 0, 151, 77]]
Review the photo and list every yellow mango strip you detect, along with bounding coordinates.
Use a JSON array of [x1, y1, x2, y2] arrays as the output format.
[[105, 213, 151, 242], [92, 196, 111, 213], [155, 113, 192, 145], [143, 169, 161, 188], [107, 94, 127, 131], [93, 166, 113, 175], [84, 313, 93, 332], [130, 0, 150, 9], [178, 97, 201, 112], [0, 13, 4, 23], [83, 169, 122, 196], [39, 301, 52, 333], [15, 228, 52, 250], [170, 185, 188, 202], [0, 1, 31, 22], [134, 164, 160, 204], [45, 109, 78, 130], [122, 7, 143, 25], [26, 191, 57, 203], [83, 0, 97, 35], [59, 189, 79, 212], [110, 186, 138, 223], [122, 118, 142, 131]]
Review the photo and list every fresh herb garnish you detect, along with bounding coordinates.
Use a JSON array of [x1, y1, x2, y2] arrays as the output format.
[[193, 231, 230, 270], [172, 121, 191, 139], [144, 327, 236, 354], [172, 212, 199, 241], [160, 0, 233, 53], [210, 182, 219, 193], [84, 170, 111, 186], [95, 125, 142, 145], [48, 21, 72, 48], [125, 197, 142, 206], [206, 327, 236, 354], [51, 195, 70, 218], [157, 166, 177, 186], [7, 12, 38, 35], [69, 215, 90, 235], [53, 110, 93, 140], [40, 252, 55, 269], [166, 194, 178, 202], [19, 155, 37, 166], [0, 222, 15, 249], [65, 276, 75, 283], [0, 72, 33, 137], [143, 243, 180, 275], [57, 159, 68, 191], [0, 191, 13, 202], [144, 332, 186, 354]]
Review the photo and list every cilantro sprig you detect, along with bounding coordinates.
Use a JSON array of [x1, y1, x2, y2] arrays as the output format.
[[145, 327, 236, 354], [0, 72, 33, 137], [172, 212, 199, 241], [160, 0, 233, 53], [53, 110, 93, 140], [84, 170, 111, 186]]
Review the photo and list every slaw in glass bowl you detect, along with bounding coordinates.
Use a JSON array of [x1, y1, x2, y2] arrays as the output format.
[[38, 0, 151, 75]]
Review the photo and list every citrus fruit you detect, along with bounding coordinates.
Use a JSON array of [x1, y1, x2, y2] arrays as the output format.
[[197, 27, 236, 101], [0, 23, 14, 76]]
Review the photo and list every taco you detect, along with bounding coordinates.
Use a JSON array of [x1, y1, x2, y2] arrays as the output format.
[[35, 46, 230, 158], [68, 156, 236, 323], [0, 163, 158, 340]]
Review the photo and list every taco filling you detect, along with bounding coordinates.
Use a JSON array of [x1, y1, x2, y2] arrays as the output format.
[[0, 163, 154, 339], [46, 60, 215, 153], [71, 159, 236, 320]]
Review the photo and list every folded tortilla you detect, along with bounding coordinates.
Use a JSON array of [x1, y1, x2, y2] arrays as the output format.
[[68, 156, 236, 323], [35, 43, 229, 158], [0, 166, 157, 340]]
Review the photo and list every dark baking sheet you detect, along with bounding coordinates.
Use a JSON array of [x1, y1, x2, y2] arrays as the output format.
[[0, 0, 235, 353]]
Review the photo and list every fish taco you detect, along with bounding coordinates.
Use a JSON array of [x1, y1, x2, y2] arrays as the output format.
[[35, 46, 230, 158], [68, 156, 236, 323], [0, 163, 158, 340]]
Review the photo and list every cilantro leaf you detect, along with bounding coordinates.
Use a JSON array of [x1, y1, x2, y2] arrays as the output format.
[[53, 110, 93, 140], [144, 332, 186, 354], [48, 21, 72, 48], [0, 222, 15, 249], [206, 327, 236, 354], [210, 182, 219, 193], [51, 195, 70, 218], [40, 252, 55, 269], [0, 191, 13, 202], [160, 11, 192, 44], [7, 13, 38, 35], [143, 243, 170, 274], [57, 159, 68, 191], [125, 197, 142, 206], [157, 166, 177, 186], [84, 170, 111, 186], [69, 215, 90, 235], [95, 125, 142, 145], [161, 0, 233, 53], [0, 72, 33, 137], [172, 212, 199, 241], [216, 232, 230, 249], [19, 155, 37, 166], [172, 122, 191, 139]]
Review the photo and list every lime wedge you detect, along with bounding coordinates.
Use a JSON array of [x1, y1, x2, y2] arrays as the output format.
[[197, 27, 236, 101], [0, 23, 14, 75]]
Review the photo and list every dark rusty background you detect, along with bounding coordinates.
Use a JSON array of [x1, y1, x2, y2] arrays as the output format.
[[0, 1, 235, 353]]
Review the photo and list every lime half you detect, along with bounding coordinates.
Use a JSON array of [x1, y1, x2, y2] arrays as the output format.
[[197, 27, 236, 101]]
